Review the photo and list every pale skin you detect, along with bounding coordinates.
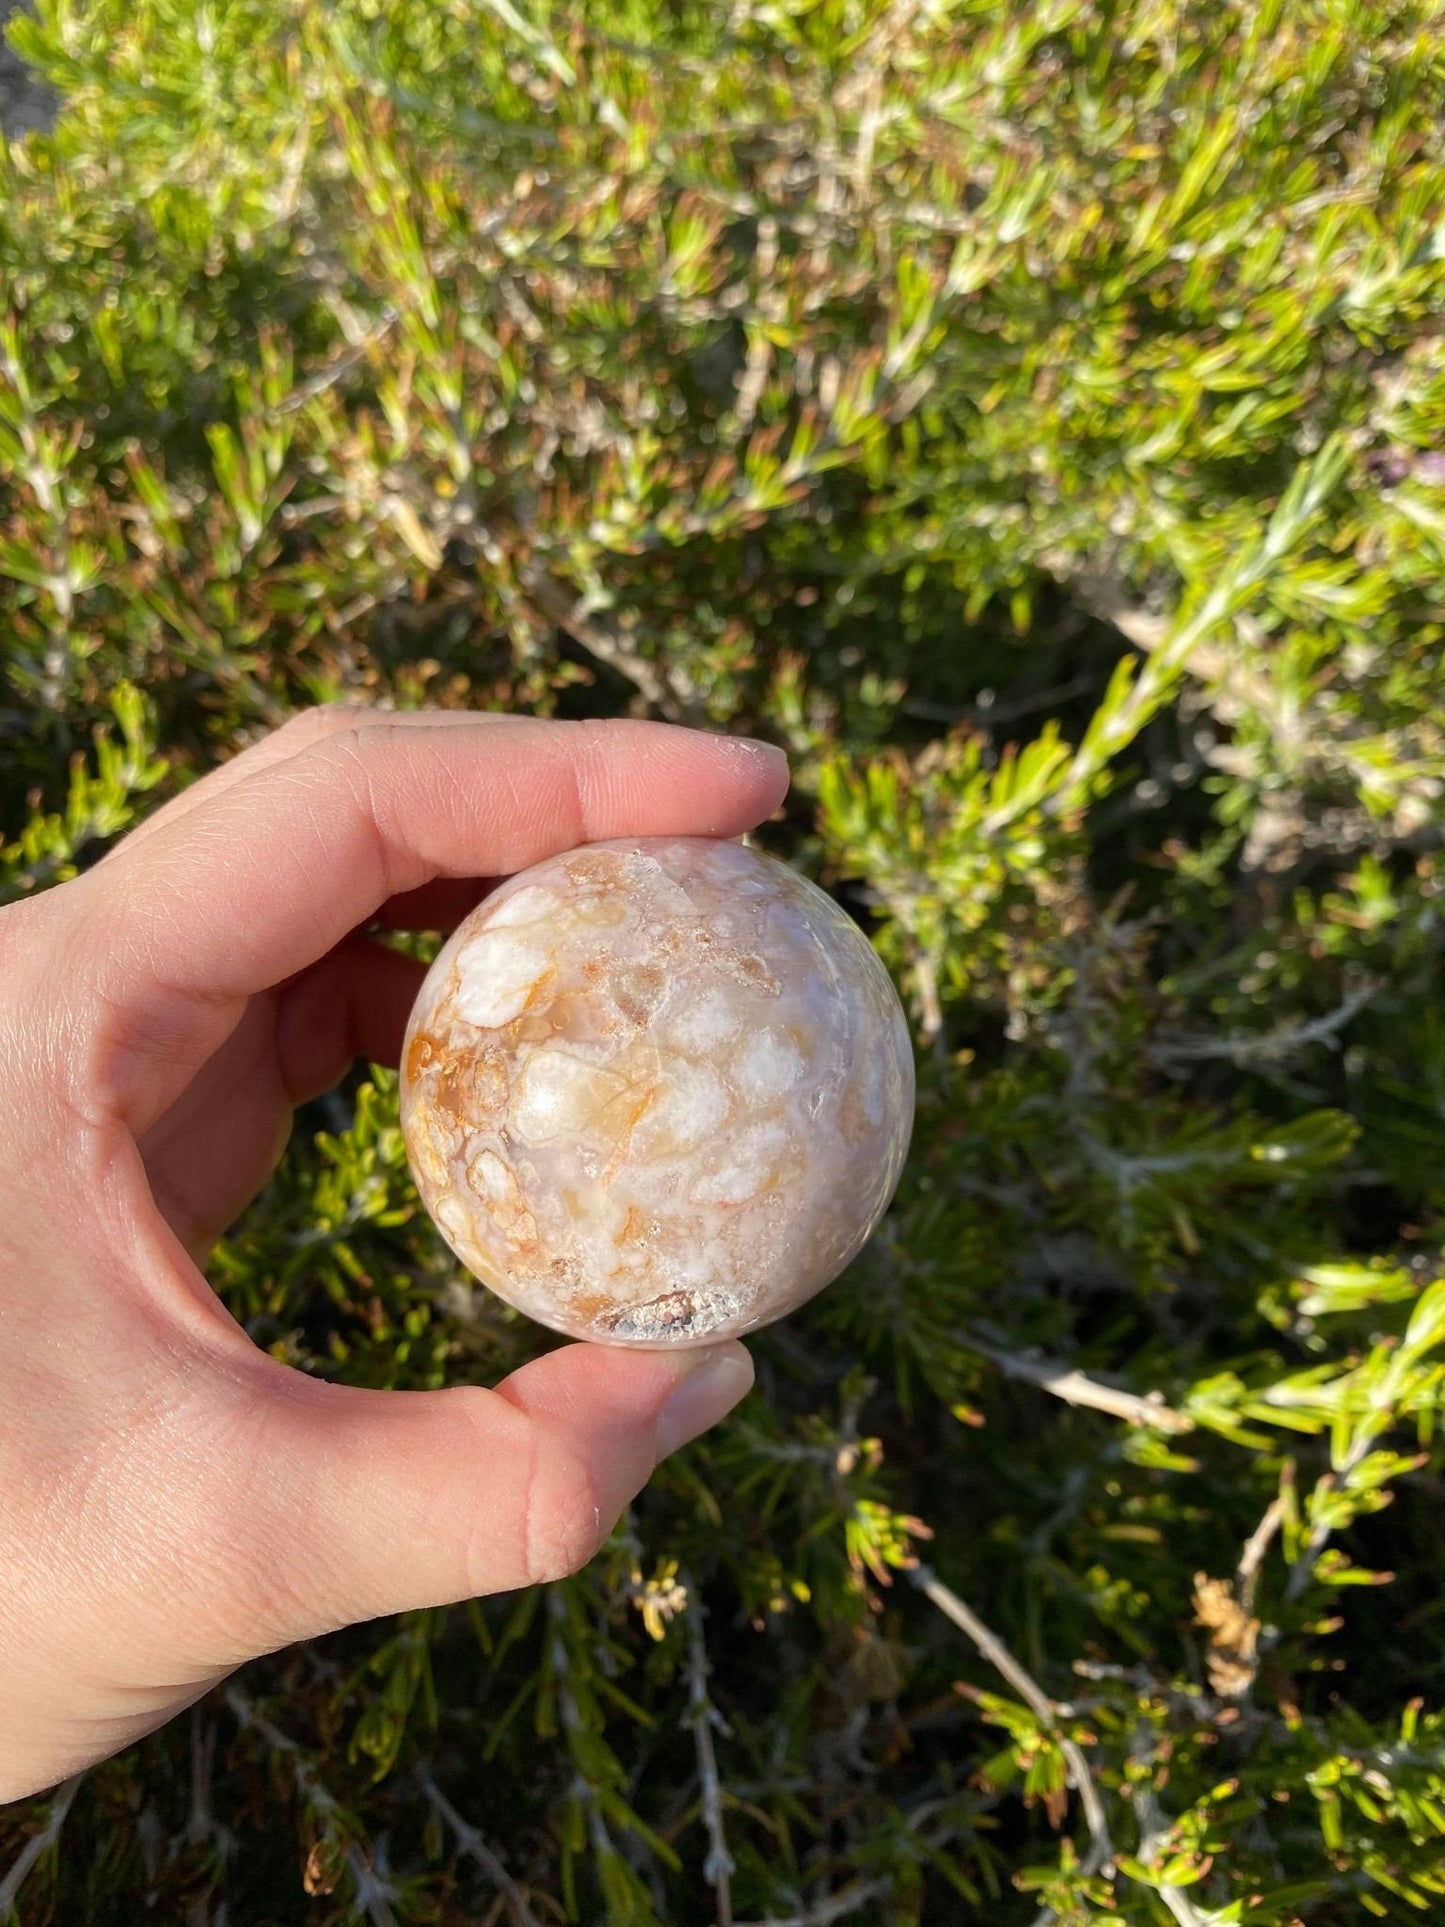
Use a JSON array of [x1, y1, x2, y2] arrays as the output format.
[[0, 709, 789, 1803]]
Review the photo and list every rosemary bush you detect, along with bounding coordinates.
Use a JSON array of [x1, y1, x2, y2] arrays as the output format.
[[3, 0, 1445, 1920]]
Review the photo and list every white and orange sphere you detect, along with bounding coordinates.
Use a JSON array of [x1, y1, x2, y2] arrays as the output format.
[[400, 837, 914, 1348]]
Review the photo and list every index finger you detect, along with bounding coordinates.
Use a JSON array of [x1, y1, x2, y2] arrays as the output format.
[[111, 705, 530, 861], [67, 717, 788, 1129]]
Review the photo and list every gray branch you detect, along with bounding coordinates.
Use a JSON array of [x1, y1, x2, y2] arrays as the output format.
[[1150, 981, 1377, 1070], [416, 1774, 544, 1927], [910, 1565, 1114, 1884], [965, 1330, 1194, 1435], [684, 1586, 735, 1927], [1236, 1494, 1288, 1616], [735, 1875, 894, 1927], [0, 1773, 83, 1917]]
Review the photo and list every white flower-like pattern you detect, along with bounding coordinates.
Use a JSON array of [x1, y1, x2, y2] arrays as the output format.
[[400, 837, 915, 1348]]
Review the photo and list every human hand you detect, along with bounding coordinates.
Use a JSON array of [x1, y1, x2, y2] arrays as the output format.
[[0, 709, 788, 1801]]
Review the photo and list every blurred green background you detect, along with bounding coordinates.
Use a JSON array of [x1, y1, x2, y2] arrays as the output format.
[[3, 1, 1445, 1921]]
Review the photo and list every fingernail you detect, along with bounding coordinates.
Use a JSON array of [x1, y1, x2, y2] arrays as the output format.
[[654, 1348, 755, 1459], [736, 736, 790, 780]]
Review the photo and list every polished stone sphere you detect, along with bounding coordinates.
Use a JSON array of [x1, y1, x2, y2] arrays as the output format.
[[400, 836, 915, 1348]]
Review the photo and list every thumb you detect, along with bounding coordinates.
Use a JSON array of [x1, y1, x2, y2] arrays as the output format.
[[213, 1342, 754, 1657]]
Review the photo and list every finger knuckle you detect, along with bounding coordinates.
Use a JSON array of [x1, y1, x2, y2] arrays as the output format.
[[0, 891, 88, 1089], [274, 703, 374, 748], [0, 893, 46, 981], [521, 1432, 610, 1587]]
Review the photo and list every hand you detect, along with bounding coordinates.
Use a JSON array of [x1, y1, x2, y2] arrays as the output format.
[[0, 709, 788, 1801]]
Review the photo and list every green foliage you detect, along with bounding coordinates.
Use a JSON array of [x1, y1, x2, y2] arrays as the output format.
[[3, 0, 1445, 1921], [0, 681, 166, 900]]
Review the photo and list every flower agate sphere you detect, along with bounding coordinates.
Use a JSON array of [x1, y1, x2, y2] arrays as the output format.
[[400, 837, 915, 1348]]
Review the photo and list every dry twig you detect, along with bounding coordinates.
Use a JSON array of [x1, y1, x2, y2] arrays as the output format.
[[735, 1875, 894, 1927], [518, 564, 693, 721], [965, 1330, 1195, 1434], [911, 1565, 1114, 1879], [1150, 981, 1377, 1070], [418, 1772, 545, 1927], [0, 1773, 83, 1917], [1236, 1494, 1288, 1616], [683, 1586, 736, 1927]]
